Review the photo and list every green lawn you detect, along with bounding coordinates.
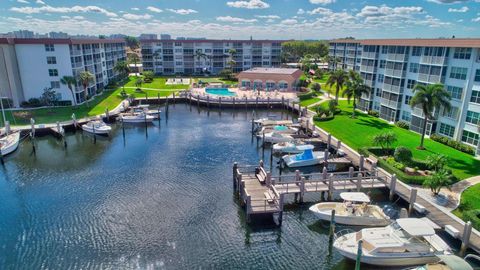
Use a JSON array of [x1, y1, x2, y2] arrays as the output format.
[[192, 77, 238, 85], [314, 100, 480, 180], [126, 76, 190, 90], [300, 97, 322, 107], [453, 183, 480, 218]]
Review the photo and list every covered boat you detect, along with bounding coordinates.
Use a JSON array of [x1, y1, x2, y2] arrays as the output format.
[[282, 149, 324, 167], [82, 120, 111, 135], [120, 112, 155, 123], [273, 142, 314, 154]]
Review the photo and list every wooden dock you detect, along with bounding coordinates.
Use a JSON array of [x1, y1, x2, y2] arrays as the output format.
[[233, 161, 386, 225]]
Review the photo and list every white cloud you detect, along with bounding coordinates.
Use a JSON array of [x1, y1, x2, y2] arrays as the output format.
[[73, 15, 84, 20], [281, 19, 298, 25], [131, 7, 140, 11], [309, 0, 335, 5], [216, 16, 257, 23], [308, 7, 332, 15], [357, 5, 423, 17], [226, 0, 270, 9], [36, 0, 46, 4], [255, 15, 280, 19], [147, 6, 163, 13], [448, 6, 469, 12], [17, 0, 29, 3], [10, 5, 118, 17], [297, 9, 305, 15], [123, 13, 152, 20], [166, 8, 198, 15], [473, 17, 480, 22], [427, 0, 468, 3]]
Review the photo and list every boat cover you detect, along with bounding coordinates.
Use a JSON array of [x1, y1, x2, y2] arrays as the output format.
[[295, 149, 314, 161], [397, 218, 435, 236], [340, 192, 370, 203]]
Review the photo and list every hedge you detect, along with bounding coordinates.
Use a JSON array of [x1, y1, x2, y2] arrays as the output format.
[[430, 133, 475, 155], [313, 115, 334, 122], [359, 147, 429, 185], [298, 91, 317, 101], [463, 209, 480, 231]]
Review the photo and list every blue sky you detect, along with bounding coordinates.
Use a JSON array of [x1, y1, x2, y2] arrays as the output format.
[[0, 0, 479, 39]]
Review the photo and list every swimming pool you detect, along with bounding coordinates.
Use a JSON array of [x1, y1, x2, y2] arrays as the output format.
[[205, 88, 237, 96]]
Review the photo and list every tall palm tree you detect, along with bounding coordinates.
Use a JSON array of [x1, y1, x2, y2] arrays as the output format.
[[227, 48, 237, 71], [114, 61, 130, 81], [410, 83, 452, 150], [343, 71, 370, 118], [79, 71, 94, 107], [326, 69, 348, 103], [195, 49, 208, 74], [60, 76, 77, 106]]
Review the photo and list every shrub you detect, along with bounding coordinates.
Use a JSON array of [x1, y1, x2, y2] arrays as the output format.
[[373, 132, 397, 154], [386, 156, 406, 171], [311, 82, 321, 92], [463, 210, 480, 231], [21, 98, 43, 108], [298, 91, 317, 101], [430, 134, 475, 155], [143, 71, 154, 82], [367, 110, 379, 117], [313, 115, 334, 122], [394, 146, 413, 164], [395, 120, 410, 130]]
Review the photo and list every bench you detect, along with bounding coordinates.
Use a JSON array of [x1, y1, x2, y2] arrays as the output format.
[[414, 203, 427, 214], [256, 167, 267, 184], [445, 225, 460, 238], [366, 155, 378, 165], [264, 189, 276, 204]]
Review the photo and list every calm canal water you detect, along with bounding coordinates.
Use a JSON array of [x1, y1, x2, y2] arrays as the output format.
[[0, 104, 387, 269]]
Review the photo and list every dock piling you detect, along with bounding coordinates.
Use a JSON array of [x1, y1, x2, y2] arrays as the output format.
[[389, 174, 397, 201], [359, 155, 365, 172], [408, 188, 417, 216], [299, 177, 305, 203], [327, 133, 332, 149], [328, 173, 334, 200], [329, 209, 336, 238], [233, 162, 238, 190], [355, 240, 363, 270], [460, 221, 473, 257]]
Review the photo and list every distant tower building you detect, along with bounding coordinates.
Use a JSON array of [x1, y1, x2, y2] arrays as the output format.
[[139, 34, 157, 40], [49, 32, 69, 38], [160, 34, 171, 40], [13, 30, 34, 38]]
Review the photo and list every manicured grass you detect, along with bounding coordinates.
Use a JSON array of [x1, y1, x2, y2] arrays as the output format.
[[453, 183, 480, 219], [300, 97, 322, 107], [192, 77, 238, 85], [126, 76, 190, 90], [314, 100, 480, 180]]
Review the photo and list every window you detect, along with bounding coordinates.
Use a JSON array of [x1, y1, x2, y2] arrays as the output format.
[[379, 60, 386, 68], [450, 67, 468, 80], [401, 111, 411, 122], [471, 90, 480, 104], [381, 46, 388, 54], [48, 69, 58, 77], [439, 123, 455, 137], [373, 101, 380, 111], [175, 48, 182, 53], [47, 56, 56, 64], [378, 74, 384, 83], [466, 111, 480, 125], [442, 106, 458, 120], [375, 88, 382, 97], [45, 44, 55, 52], [205, 49, 212, 53], [174, 42, 182, 46], [50, 81, 60, 89], [404, 95, 412, 105], [453, 48, 472, 60], [462, 130, 479, 146], [407, 79, 416, 89], [409, 63, 419, 73], [446, 85, 463, 100], [412, 47, 422, 56], [475, 69, 480, 82], [175, 61, 183, 66]]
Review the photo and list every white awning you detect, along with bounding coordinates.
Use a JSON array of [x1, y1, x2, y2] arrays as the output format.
[[397, 218, 435, 237], [340, 192, 370, 203]]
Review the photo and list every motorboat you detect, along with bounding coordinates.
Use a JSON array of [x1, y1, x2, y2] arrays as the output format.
[[259, 125, 298, 135], [309, 192, 391, 226], [81, 120, 111, 135], [254, 118, 293, 128], [260, 132, 293, 143], [120, 112, 155, 123], [406, 255, 474, 270], [132, 105, 161, 119], [0, 131, 20, 156], [273, 142, 315, 154], [282, 148, 325, 167], [334, 218, 452, 267]]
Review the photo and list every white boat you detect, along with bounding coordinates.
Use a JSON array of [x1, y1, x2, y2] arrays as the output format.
[[81, 120, 111, 135], [406, 255, 474, 270], [273, 142, 314, 154], [334, 218, 452, 267], [0, 131, 20, 156], [260, 132, 293, 143], [259, 125, 298, 135], [132, 105, 161, 119], [309, 192, 391, 226], [120, 112, 154, 123], [282, 148, 325, 167], [254, 118, 293, 128]]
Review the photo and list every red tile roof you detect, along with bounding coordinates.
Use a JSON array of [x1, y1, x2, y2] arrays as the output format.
[[330, 38, 480, 48], [0, 38, 125, 45]]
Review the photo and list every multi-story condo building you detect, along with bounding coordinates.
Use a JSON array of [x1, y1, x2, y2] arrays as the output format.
[[139, 39, 285, 75], [329, 38, 480, 155], [0, 38, 126, 107]]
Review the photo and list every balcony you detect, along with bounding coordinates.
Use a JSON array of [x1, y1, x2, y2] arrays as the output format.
[[362, 52, 377, 59], [386, 53, 407, 62], [84, 60, 94, 66], [360, 65, 376, 73], [420, 56, 446, 66], [381, 98, 400, 109], [382, 83, 402, 94], [364, 79, 375, 88], [93, 48, 101, 54], [70, 50, 82, 56], [82, 49, 92, 55], [71, 62, 83, 68], [384, 68, 405, 78], [417, 73, 441, 83]]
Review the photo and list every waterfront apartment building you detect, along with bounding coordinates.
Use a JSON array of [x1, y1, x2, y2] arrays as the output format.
[[139, 39, 284, 75], [0, 38, 126, 107], [328, 38, 480, 155]]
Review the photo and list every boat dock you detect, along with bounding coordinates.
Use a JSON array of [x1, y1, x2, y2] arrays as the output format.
[[233, 159, 386, 225]]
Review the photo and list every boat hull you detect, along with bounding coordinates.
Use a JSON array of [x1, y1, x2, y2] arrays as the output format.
[[81, 126, 111, 135], [309, 203, 390, 226], [1, 132, 20, 156], [336, 248, 440, 267], [121, 116, 154, 123]]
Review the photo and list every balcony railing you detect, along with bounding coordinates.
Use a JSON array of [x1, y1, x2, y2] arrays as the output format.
[[362, 52, 377, 59], [70, 50, 82, 56], [417, 73, 441, 83], [82, 49, 92, 54], [386, 53, 407, 62], [360, 65, 376, 73], [384, 68, 405, 78], [381, 98, 400, 109], [382, 83, 402, 94], [364, 79, 375, 88], [71, 62, 83, 68], [420, 56, 446, 66]]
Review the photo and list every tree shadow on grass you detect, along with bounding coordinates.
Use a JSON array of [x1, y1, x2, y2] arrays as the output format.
[[355, 117, 393, 130]]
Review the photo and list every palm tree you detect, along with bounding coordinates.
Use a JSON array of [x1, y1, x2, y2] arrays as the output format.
[[60, 76, 77, 106], [195, 49, 208, 74], [227, 49, 237, 71], [326, 69, 348, 103], [410, 83, 452, 150], [342, 71, 370, 118], [79, 71, 94, 107], [114, 61, 130, 81]]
